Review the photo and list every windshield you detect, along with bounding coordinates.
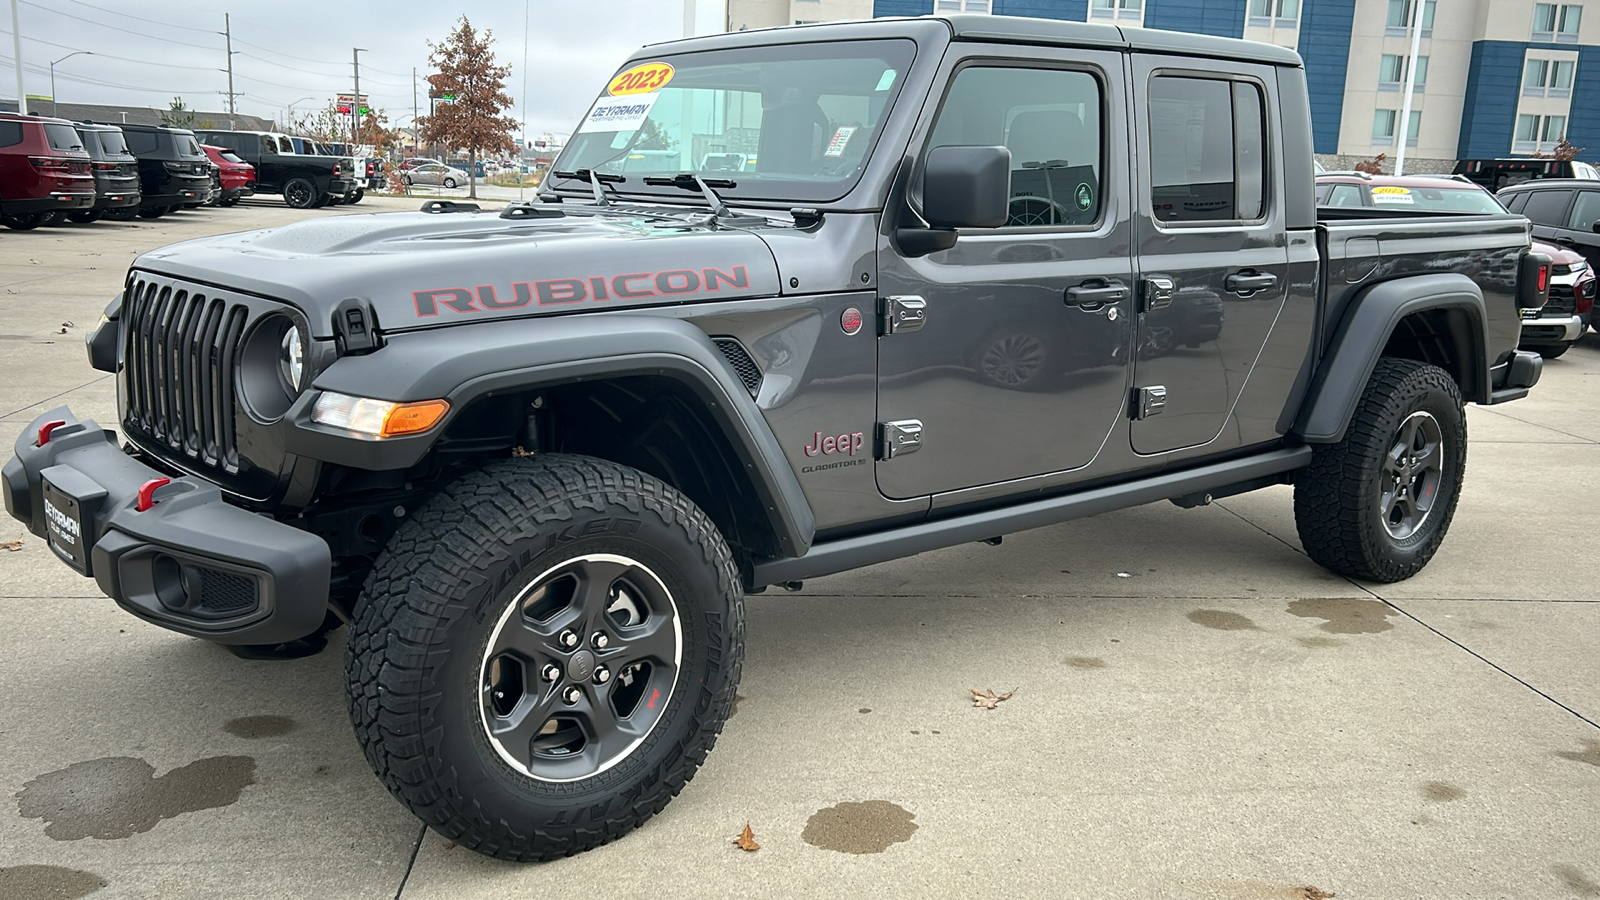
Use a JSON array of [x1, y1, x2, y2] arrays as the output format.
[[44, 123, 83, 152], [1370, 184, 1506, 213], [553, 39, 916, 204]]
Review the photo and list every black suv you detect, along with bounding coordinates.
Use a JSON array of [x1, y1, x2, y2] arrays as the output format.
[[1499, 179, 1600, 270], [109, 123, 211, 219], [69, 123, 141, 223]]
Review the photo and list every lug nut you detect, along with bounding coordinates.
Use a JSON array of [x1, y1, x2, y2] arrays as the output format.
[[558, 630, 579, 649], [593, 666, 611, 684], [592, 633, 609, 649], [541, 664, 560, 682], [562, 687, 582, 705]]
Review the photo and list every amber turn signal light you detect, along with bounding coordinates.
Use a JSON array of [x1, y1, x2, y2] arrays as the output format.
[[380, 400, 450, 437]]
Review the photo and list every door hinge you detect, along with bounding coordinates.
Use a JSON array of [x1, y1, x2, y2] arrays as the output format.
[[877, 419, 924, 459], [878, 295, 927, 335], [1132, 386, 1167, 420], [1142, 275, 1175, 311]]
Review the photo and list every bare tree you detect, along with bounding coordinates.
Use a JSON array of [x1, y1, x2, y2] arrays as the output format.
[[419, 16, 518, 199]]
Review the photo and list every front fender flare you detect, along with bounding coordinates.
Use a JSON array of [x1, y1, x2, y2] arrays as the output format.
[[283, 314, 816, 557], [1295, 273, 1486, 444]]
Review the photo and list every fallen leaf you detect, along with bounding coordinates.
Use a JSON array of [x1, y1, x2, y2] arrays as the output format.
[[0, 537, 22, 552], [733, 822, 760, 851], [1297, 889, 1335, 900], [969, 688, 1016, 710]]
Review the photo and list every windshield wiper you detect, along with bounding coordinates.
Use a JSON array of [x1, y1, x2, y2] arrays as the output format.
[[642, 173, 736, 217], [551, 168, 625, 206]]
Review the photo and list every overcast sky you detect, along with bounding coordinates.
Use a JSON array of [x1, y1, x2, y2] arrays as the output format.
[[1, 0, 684, 140]]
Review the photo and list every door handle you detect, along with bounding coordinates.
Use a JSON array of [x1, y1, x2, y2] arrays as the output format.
[[1225, 271, 1278, 294], [1065, 281, 1129, 309]]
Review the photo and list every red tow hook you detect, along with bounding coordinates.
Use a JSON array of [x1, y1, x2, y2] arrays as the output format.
[[135, 477, 171, 512], [36, 420, 67, 446]]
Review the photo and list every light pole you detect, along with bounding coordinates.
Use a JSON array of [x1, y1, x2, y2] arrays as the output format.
[[351, 47, 366, 146], [49, 50, 93, 114]]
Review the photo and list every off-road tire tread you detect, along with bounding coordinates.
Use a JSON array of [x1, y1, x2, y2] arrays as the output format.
[[345, 453, 743, 862], [1294, 358, 1466, 583]]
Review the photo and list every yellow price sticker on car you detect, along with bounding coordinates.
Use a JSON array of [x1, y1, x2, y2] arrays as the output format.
[[608, 63, 674, 96], [1372, 186, 1411, 194]]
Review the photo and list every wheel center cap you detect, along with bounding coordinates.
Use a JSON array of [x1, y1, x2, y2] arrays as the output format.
[[567, 650, 596, 682]]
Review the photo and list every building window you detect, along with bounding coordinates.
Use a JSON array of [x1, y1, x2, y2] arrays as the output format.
[[1373, 108, 1422, 145], [1378, 54, 1429, 91], [1247, 0, 1300, 27], [1089, 0, 1144, 25], [934, 0, 992, 12], [1523, 58, 1577, 97], [1514, 113, 1568, 152], [1385, 0, 1435, 36], [1533, 3, 1582, 41]]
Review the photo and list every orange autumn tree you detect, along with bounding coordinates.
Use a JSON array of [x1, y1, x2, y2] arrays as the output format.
[[418, 16, 518, 200]]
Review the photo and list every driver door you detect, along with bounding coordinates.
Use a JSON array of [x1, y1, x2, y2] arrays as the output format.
[[875, 47, 1135, 500]]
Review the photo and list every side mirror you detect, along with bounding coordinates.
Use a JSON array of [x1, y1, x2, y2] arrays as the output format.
[[896, 145, 1011, 258], [924, 145, 1011, 228], [1592, 221, 1599, 234]]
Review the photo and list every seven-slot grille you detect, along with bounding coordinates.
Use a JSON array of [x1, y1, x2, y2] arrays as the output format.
[[122, 276, 250, 472]]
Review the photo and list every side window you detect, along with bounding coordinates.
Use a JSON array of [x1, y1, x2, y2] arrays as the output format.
[[928, 65, 1103, 228], [1521, 189, 1574, 226], [1500, 191, 1528, 214], [123, 130, 158, 155], [1328, 184, 1365, 207], [1565, 191, 1600, 231], [1148, 75, 1268, 222], [0, 121, 24, 148]]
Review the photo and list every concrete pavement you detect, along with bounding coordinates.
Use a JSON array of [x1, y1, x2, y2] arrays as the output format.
[[1, 202, 1596, 899]]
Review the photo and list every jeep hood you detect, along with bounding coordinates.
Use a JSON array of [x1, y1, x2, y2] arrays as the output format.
[[129, 205, 782, 338]]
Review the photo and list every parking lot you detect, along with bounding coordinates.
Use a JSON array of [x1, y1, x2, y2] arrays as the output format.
[[1, 201, 1598, 900]]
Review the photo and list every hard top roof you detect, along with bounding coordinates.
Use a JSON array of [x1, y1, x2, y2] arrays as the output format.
[[643, 14, 1301, 68], [1496, 178, 1599, 191]]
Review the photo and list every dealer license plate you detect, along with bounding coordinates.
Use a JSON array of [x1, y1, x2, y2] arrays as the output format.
[[41, 476, 92, 574]]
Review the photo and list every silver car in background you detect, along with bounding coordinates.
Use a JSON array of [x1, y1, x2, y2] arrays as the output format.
[[403, 163, 469, 189]]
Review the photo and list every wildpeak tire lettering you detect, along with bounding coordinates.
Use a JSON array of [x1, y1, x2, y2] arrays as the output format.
[[413, 265, 750, 316]]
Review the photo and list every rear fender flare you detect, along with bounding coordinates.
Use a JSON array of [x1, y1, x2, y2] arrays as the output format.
[[283, 314, 816, 557], [1295, 273, 1486, 444]]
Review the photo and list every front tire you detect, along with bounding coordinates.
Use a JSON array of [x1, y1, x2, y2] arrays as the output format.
[[346, 454, 743, 861], [1294, 358, 1466, 582], [443, 177, 457, 189]]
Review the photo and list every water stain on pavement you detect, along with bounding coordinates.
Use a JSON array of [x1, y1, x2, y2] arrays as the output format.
[[1421, 781, 1465, 802], [1553, 863, 1600, 898], [16, 756, 256, 840], [801, 800, 917, 854], [1297, 637, 1343, 649], [222, 715, 297, 739], [0, 865, 107, 899], [1064, 656, 1108, 669], [1555, 739, 1600, 768], [1188, 610, 1262, 631], [1286, 598, 1396, 634]]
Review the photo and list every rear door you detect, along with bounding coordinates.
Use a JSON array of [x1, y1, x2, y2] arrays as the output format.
[[1128, 57, 1289, 455], [874, 45, 1135, 499], [1556, 188, 1600, 267], [1520, 188, 1575, 244]]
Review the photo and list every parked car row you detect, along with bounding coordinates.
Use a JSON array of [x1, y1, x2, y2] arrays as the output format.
[[0, 112, 261, 229], [1316, 170, 1598, 359]]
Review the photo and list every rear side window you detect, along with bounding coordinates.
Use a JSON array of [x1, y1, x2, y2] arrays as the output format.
[[1148, 76, 1268, 222], [219, 150, 245, 164], [1328, 184, 1364, 207], [0, 120, 21, 148], [124, 130, 159, 154], [1566, 191, 1600, 231], [1500, 191, 1529, 213], [177, 135, 203, 157], [927, 65, 1104, 228], [1521, 189, 1574, 226], [43, 123, 83, 152]]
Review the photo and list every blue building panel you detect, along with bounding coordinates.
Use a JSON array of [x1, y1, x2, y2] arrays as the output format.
[[995, 0, 1089, 19], [1459, 42, 1600, 162], [1295, 0, 1355, 155], [1144, 0, 1246, 38], [873, 0, 932, 17]]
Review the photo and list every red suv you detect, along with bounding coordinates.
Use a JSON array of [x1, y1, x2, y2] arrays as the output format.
[[0, 112, 95, 230], [201, 144, 256, 207]]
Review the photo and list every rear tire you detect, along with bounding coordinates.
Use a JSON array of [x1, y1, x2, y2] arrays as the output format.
[[2, 212, 48, 230], [283, 177, 317, 209], [345, 454, 743, 861], [1534, 343, 1571, 359], [104, 206, 138, 221], [1294, 358, 1466, 583], [346, 189, 364, 205], [66, 209, 103, 224]]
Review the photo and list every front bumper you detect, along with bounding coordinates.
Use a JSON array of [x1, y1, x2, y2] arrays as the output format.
[[1518, 313, 1587, 344], [3, 408, 331, 645]]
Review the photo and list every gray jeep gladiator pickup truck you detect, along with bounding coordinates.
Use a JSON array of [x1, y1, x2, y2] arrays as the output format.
[[3, 16, 1550, 860]]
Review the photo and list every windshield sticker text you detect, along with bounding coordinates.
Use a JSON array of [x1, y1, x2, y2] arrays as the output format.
[[608, 62, 674, 96], [414, 266, 750, 316], [578, 94, 661, 134]]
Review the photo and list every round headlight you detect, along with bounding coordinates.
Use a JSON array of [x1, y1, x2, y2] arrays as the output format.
[[280, 325, 304, 392]]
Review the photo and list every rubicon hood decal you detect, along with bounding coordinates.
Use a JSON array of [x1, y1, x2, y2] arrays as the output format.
[[130, 207, 781, 336]]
